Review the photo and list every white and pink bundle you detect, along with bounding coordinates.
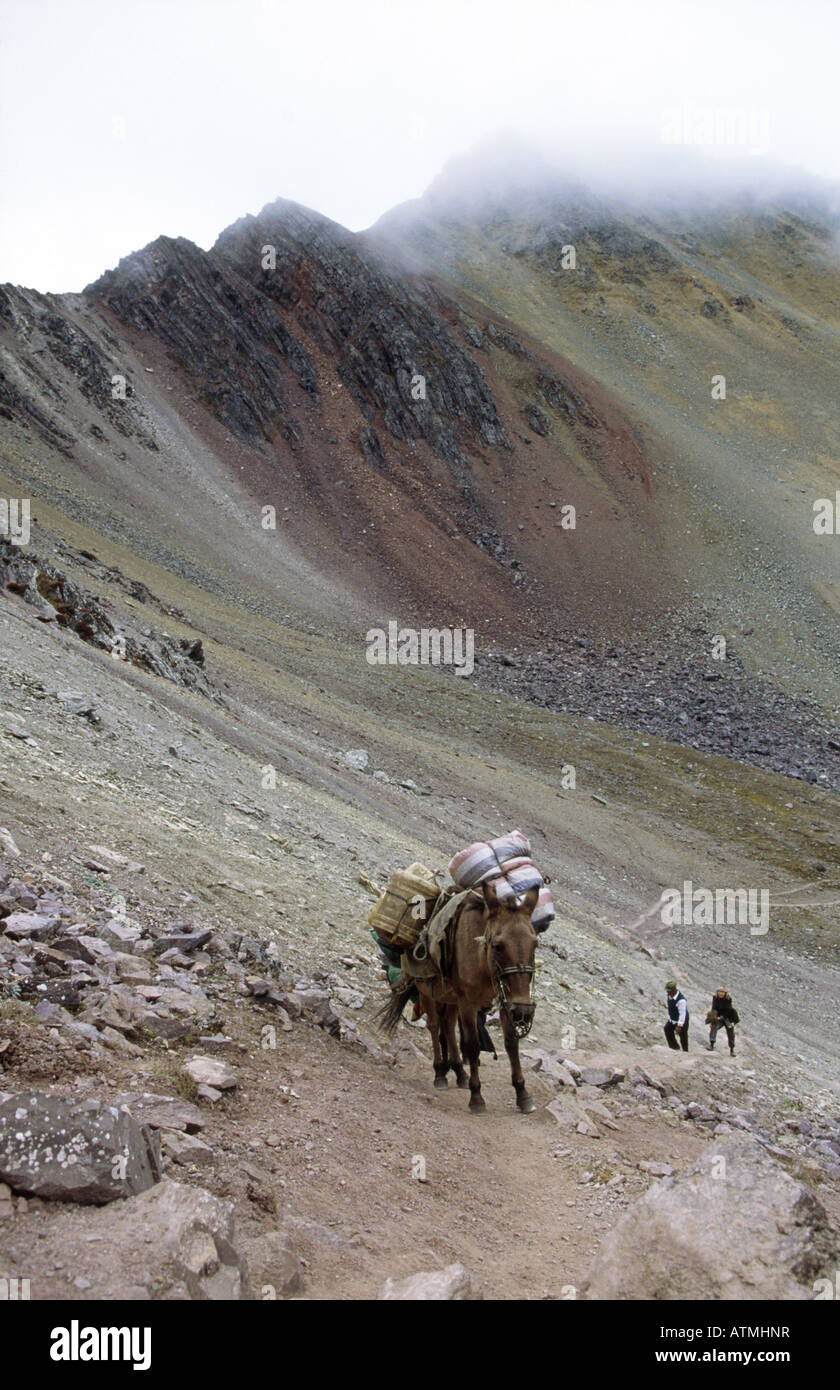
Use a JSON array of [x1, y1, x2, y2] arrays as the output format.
[[448, 831, 555, 930]]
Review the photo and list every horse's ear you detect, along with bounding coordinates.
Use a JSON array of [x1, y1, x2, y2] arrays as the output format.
[[481, 879, 501, 912], [520, 885, 539, 917]]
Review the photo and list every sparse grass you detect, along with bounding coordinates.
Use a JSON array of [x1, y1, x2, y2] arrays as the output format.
[[150, 1059, 200, 1103], [0, 997, 33, 1024], [589, 1161, 617, 1186]]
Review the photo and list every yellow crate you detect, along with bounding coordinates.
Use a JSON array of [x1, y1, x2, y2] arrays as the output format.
[[368, 865, 440, 949]]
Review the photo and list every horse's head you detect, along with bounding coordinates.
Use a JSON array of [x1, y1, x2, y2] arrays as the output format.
[[481, 880, 541, 1037]]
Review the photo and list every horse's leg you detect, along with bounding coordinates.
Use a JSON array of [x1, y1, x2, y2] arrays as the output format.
[[460, 1008, 485, 1114], [444, 1006, 468, 1087], [501, 1012, 536, 1113], [425, 996, 448, 1088], [439, 1014, 450, 1076]]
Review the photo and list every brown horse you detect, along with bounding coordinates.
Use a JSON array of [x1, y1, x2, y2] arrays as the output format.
[[379, 881, 544, 1114]]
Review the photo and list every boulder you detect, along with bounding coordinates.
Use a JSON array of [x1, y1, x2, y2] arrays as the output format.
[[183, 1057, 237, 1091], [152, 929, 213, 956], [2, 913, 60, 941], [0, 1091, 160, 1204], [100, 921, 142, 951], [629, 1066, 666, 1095], [522, 1048, 578, 1087], [379, 1262, 481, 1300], [583, 1133, 840, 1300], [51, 935, 110, 965], [340, 749, 369, 771], [115, 1093, 205, 1133], [55, 690, 100, 721], [81, 1179, 249, 1299], [161, 1130, 215, 1167], [0, 829, 21, 857], [686, 1102, 716, 1122], [579, 1067, 624, 1088], [286, 988, 340, 1035], [244, 1228, 305, 1299]]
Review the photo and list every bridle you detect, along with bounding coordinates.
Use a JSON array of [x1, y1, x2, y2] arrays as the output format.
[[486, 921, 536, 1039]]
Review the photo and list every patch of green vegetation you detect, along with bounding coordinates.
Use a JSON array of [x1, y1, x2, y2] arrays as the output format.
[[150, 1059, 200, 1103], [80, 871, 110, 890], [589, 1161, 617, 1185]]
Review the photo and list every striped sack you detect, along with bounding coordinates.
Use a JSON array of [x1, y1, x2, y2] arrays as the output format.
[[448, 834, 555, 930], [447, 831, 531, 886]]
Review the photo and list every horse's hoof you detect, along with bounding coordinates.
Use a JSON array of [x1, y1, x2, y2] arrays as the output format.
[[433, 1076, 448, 1089], [469, 1097, 487, 1115], [517, 1095, 537, 1114], [456, 1074, 469, 1090]]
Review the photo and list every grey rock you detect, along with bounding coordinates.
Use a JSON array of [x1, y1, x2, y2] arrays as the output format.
[[686, 1102, 717, 1122], [2, 913, 60, 941], [340, 749, 369, 771], [152, 929, 213, 956], [115, 1093, 205, 1133], [161, 1130, 215, 1167], [0, 829, 21, 857], [579, 1067, 624, 1088], [244, 1228, 305, 1299], [82, 1179, 248, 1299], [55, 690, 100, 721], [183, 1057, 237, 1091], [0, 1091, 159, 1204], [522, 1048, 579, 1087], [379, 1262, 481, 1300], [100, 921, 142, 951]]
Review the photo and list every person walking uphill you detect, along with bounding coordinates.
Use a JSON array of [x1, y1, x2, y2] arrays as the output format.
[[706, 987, 739, 1056], [664, 981, 689, 1051]]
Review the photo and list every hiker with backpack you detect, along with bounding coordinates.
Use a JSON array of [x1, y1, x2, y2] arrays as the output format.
[[706, 987, 739, 1056], [664, 980, 690, 1051]]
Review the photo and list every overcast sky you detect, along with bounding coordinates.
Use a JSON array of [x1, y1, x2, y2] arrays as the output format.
[[1, 0, 839, 291]]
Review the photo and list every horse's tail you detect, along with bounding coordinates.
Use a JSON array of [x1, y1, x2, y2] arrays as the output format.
[[376, 980, 415, 1036]]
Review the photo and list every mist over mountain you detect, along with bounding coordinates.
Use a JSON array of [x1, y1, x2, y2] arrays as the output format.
[[3, 138, 840, 766]]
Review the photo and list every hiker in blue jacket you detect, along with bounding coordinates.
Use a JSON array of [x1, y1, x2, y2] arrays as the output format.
[[664, 980, 689, 1051]]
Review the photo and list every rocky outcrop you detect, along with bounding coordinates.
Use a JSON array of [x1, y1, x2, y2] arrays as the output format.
[[84, 1179, 249, 1299], [86, 206, 509, 480], [0, 536, 215, 700], [582, 1132, 840, 1300], [215, 201, 509, 470]]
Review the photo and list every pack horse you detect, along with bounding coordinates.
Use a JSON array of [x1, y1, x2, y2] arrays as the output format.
[[374, 833, 554, 1115]]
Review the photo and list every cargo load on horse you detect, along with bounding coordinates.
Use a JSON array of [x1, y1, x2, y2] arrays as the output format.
[[374, 832, 553, 1114]]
